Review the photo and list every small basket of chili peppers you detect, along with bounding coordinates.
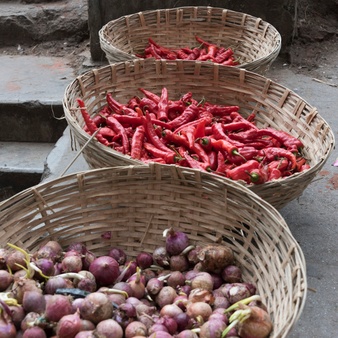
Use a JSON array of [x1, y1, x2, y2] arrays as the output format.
[[63, 59, 335, 209], [99, 6, 282, 74], [0, 163, 307, 337]]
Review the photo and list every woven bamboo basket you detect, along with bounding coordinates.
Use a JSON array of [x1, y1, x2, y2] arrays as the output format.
[[63, 59, 335, 209], [0, 164, 306, 338], [99, 6, 282, 75]]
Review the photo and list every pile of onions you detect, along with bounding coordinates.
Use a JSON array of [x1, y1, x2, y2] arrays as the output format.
[[0, 229, 272, 338]]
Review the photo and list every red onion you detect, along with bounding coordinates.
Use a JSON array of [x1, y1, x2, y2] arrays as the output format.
[[0, 312, 16, 338], [22, 326, 46, 338], [169, 255, 189, 272], [0, 270, 13, 291], [190, 272, 214, 291], [188, 288, 214, 304], [163, 228, 190, 256], [35, 241, 62, 262], [95, 319, 123, 338], [33, 258, 56, 278], [8, 305, 25, 329], [142, 268, 157, 283], [128, 268, 145, 299], [72, 298, 85, 313], [79, 319, 95, 331], [124, 321, 148, 338], [22, 290, 46, 314], [167, 271, 185, 289], [89, 256, 120, 286], [175, 312, 193, 332], [186, 246, 202, 266], [6, 250, 26, 272], [12, 278, 42, 303], [44, 294, 73, 322], [186, 301, 212, 321], [67, 242, 86, 254], [155, 286, 177, 308], [148, 331, 173, 338], [108, 247, 127, 265], [158, 316, 178, 335], [160, 304, 183, 318], [199, 319, 228, 338], [61, 250, 83, 273], [152, 247, 170, 267], [82, 250, 96, 271], [0, 248, 10, 269], [149, 323, 169, 335], [56, 311, 82, 338], [175, 330, 199, 338], [44, 276, 73, 294], [74, 331, 95, 338], [213, 295, 231, 309], [113, 281, 134, 297], [20, 312, 40, 332], [136, 252, 153, 269], [146, 277, 164, 296], [119, 302, 137, 318], [210, 273, 223, 290], [118, 261, 138, 282], [221, 265, 243, 283], [79, 292, 113, 324], [223, 283, 255, 305]]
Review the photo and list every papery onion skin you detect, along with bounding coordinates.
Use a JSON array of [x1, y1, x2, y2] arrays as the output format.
[[155, 286, 178, 308], [12, 278, 42, 303], [22, 326, 46, 338], [6, 250, 26, 272], [199, 319, 227, 338], [89, 256, 119, 286], [0, 270, 14, 291], [61, 251, 83, 273], [44, 294, 73, 322], [186, 301, 213, 321], [146, 277, 164, 296], [94, 319, 123, 338], [152, 247, 170, 267], [56, 311, 82, 338], [190, 272, 214, 291], [79, 292, 113, 325], [124, 321, 148, 338], [237, 306, 273, 338]]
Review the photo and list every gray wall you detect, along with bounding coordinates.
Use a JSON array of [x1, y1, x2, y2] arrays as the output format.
[[88, 0, 295, 61]]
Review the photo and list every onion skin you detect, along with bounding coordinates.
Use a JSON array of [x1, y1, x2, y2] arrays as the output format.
[[124, 321, 148, 338], [155, 286, 177, 308], [197, 244, 234, 273], [176, 330, 199, 338], [190, 272, 214, 291], [0, 316, 16, 338], [148, 331, 173, 338], [237, 306, 273, 338], [56, 311, 82, 338], [6, 250, 26, 272], [146, 277, 164, 296], [44, 276, 74, 294], [136, 252, 153, 269], [12, 278, 42, 303], [94, 319, 123, 338], [186, 301, 213, 321], [44, 294, 73, 322], [79, 292, 113, 325], [169, 255, 189, 272], [22, 290, 46, 314], [74, 331, 95, 338], [200, 319, 227, 338], [0, 270, 14, 291], [108, 247, 127, 265], [152, 247, 170, 267], [34, 258, 56, 278], [221, 265, 243, 283], [89, 256, 120, 286], [22, 326, 47, 338]]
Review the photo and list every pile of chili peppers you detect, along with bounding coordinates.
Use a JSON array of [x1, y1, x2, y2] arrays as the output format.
[[77, 88, 310, 185], [136, 36, 239, 66]]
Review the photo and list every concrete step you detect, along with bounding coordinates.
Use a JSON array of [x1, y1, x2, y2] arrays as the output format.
[[0, 141, 54, 200], [0, 0, 88, 47]]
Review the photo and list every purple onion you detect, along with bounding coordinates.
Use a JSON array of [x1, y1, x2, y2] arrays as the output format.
[[146, 277, 164, 296], [136, 252, 153, 269], [22, 290, 46, 314], [89, 256, 120, 286], [164, 228, 190, 256], [22, 326, 46, 338], [34, 258, 55, 278], [199, 319, 227, 338], [44, 276, 73, 294], [169, 255, 189, 272], [95, 319, 123, 338], [44, 294, 73, 322], [108, 247, 127, 265], [221, 265, 243, 283], [56, 311, 82, 338], [152, 247, 170, 267], [61, 250, 83, 273], [0, 270, 13, 291]]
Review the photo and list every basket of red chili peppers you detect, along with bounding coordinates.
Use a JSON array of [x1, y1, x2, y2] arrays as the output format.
[[63, 59, 335, 209], [0, 163, 307, 337], [99, 6, 282, 74]]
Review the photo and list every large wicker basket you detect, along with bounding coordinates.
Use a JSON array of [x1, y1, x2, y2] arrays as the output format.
[[63, 59, 335, 209], [99, 6, 282, 74], [0, 164, 306, 338]]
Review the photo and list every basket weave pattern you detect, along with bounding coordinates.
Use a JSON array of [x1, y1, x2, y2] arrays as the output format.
[[99, 6, 282, 74], [0, 164, 306, 338], [63, 59, 335, 209]]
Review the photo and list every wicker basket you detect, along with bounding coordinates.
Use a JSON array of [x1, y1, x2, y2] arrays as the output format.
[[0, 164, 306, 338], [63, 59, 335, 209], [99, 6, 282, 75]]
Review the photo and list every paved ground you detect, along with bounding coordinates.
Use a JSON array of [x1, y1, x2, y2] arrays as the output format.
[[40, 57, 338, 337]]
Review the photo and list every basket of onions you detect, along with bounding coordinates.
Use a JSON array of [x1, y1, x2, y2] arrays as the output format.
[[0, 164, 306, 337]]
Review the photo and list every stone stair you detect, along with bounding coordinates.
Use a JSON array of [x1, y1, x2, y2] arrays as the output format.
[[0, 0, 90, 200]]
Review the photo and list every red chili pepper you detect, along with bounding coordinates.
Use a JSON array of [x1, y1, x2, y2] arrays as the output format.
[[143, 142, 177, 164], [113, 115, 144, 127], [267, 158, 289, 172], [106, 93, 136, 116], [207, 150, 218, 171], [268, 168, 282, 181], [138, 88, 160, 104], [157, 87, 169, 121], [215, 151, 233, 175], [139, 97, 158, 115], [144, 112, 175, 154], [249, 167, 269, 184], [190, 143, 210, 166], [99, 127, 117, 140], [166, 104, 199, 130], [184, 151, 210, 171], [194, 119, 206, 139], [106, 116, 130, 154], [261, 147, 298, 170], [222, 120, 258, 132], [162, 129, 189, 148], [180, 125, 196, 148], [127, 96, 140, 110], [300, 164, 311, 172], [214, 48, 234, 63], [195, 35, 213, 47], [206, 105, 240, 116], [226, 160, 260, 183], [255, 127, 304, 152], [130, 125, 145, 160], [176, 50, 189, 59], [77, 98, 109, 146]]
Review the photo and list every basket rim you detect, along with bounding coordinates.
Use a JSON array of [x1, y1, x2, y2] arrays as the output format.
[[99, 5, 282, 67]]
